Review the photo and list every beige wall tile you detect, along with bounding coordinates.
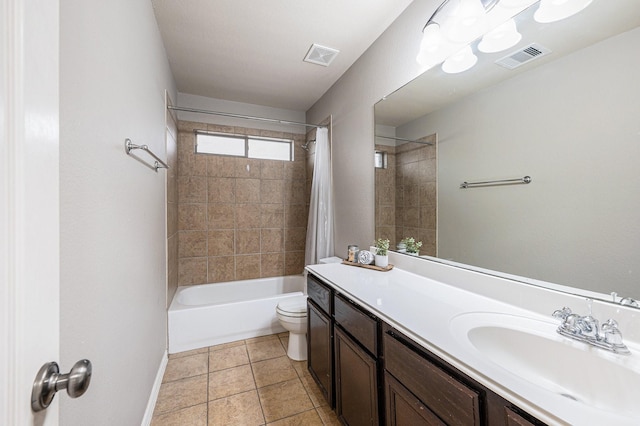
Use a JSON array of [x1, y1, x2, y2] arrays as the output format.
[[207, 177, 235, 203], [207, 256, 235, 283], [261, 160, 284, 179], [260, 179, 284, 204], [235, 178, 261, 203], [261, 204, 284, 228], [261, 229, 283, 253], [235, 158, 261, 178], [261, 253, 284, 278], [179, 231, 208, 258], [284, 179, 306, 204], [236, 229, 260, 254], [206, 123, 234, 133], [207, 204, 235, 229], [236, 255, 260, 280], [207, 230, 234, 256], [207, 156, 236, 177], [167, 234, 179, 305], [178, 203, 207, 230], [284, 251, 305, 276], [284, 204, 307, 229], [178, 257, 207, 286], [178, 120, 207, 132], [178, 176, 207, 203], [285, 228, 306, 252], [283, 161, 305, 181], [236, 204, 261, 229]]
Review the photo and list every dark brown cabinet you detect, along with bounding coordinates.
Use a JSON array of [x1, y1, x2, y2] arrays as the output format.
[[307, 275, 334, 407], [306, 272, 546, 426]]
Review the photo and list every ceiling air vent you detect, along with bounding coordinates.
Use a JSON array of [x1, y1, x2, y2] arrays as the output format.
[[304, 44, 340, 67], [495, 43, 551, 70]]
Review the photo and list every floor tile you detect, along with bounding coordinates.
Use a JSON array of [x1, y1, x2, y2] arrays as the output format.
[[245, 334, 279, 344], [298, 371, 327, 408], [252, 356, 297, 388], [209, 344, 249, 372], [316, 405, 342, 425], [169, 347, 208, 359], [246, 338, 287, 362], [208, 389, 265, 426], [151, 403, 207, 426], [209, 364, 255, 400], [154, 374, 208, 415], [208, 340, 246, 352], [266, 408, 324, 426], [258, 378, 313, 423], [163, 353, 208, 383]]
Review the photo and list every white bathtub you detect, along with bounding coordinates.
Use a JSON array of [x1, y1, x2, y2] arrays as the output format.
[[168, 275, 306, 354]]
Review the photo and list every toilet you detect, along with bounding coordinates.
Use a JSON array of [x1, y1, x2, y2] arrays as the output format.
[[276, 295, 308, 361]]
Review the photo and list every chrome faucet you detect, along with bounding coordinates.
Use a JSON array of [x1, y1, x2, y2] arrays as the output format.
[[552, 302, 631, 355]]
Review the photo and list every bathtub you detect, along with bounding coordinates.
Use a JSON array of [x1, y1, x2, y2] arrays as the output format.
[[168, 275, 306, 354]]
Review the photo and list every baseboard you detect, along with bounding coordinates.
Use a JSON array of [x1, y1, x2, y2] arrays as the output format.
[[140, 350, 168, 426]]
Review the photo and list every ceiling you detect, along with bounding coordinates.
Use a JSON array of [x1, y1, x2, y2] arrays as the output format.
[[151, 0, 414, 112]]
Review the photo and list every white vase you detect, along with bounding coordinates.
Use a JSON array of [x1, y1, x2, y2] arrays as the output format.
[[375, 254, 389, 268]]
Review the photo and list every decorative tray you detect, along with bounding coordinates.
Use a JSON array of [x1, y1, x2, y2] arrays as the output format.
[[341, 260, 394, 272]]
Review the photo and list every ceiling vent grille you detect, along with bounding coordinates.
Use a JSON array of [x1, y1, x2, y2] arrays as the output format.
[[304, 44, 340, 67], [495, 43, 551, 69]]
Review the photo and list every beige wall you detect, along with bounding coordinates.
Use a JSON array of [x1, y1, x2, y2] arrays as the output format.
[[176, 121, 309, 285], [306, 0, 437, 254]]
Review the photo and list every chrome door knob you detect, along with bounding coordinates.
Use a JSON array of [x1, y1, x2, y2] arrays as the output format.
[[31, 359, 92, 412]]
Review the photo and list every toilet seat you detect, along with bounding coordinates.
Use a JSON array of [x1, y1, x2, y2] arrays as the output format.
[[276, 296, 307, 318]]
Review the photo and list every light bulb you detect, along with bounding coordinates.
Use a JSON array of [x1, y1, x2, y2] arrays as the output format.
[[534, 0, 593, 23], [442, 0, 489, 43], [478, 19, 522, 53], [442, 45, 478, 74]]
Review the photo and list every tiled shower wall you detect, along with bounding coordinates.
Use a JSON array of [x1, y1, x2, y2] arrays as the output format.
[[176, 121, 309, 286], [166, 105, 179, 304], [375, 134, 437, 256]]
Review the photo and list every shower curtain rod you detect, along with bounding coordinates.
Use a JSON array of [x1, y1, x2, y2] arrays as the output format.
[[167, 105, 327, 129], [375, 135, 433, 145]]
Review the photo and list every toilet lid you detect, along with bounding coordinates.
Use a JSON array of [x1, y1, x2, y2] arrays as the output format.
[[277, 295, 307, 316]]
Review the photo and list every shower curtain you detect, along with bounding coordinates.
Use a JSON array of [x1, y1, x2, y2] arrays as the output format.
[[305, 127, 334, 266]]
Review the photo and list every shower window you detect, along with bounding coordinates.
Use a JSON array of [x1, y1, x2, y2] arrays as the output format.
[[195, 131, 294, 161]]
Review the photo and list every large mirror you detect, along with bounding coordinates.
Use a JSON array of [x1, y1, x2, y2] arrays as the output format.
[[374, 0, 640, 304]]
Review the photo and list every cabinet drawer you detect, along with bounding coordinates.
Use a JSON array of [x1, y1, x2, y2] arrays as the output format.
[[307, 274, 332, 314], [505, 407, 537, 426], [334, 294, 377, 355], [384, 331, 480, 426]]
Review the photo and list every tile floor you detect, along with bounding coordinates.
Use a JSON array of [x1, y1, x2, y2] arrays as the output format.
[[151, 333, 341, 425]]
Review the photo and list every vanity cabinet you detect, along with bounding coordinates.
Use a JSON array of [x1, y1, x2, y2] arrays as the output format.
[[334, 294, 381, 426], [383, 324, 546, 426], [307, 274, 334, 407]]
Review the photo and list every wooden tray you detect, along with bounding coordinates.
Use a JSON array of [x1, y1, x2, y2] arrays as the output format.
[[341, 260, 394, 272]]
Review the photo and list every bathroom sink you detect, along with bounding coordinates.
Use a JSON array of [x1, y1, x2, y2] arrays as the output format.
[[450, 312, 640, 417]]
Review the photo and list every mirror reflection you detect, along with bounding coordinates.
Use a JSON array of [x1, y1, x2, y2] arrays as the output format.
[[374, 0, 640, 303]]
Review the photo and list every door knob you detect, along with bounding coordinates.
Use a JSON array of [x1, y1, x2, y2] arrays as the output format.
[[31, 359, 92, 412]]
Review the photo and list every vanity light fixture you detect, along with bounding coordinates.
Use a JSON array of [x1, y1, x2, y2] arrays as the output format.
[[442, 45, 478, 73], [417, 0, 593, 73], [534, 0, 593, 23]]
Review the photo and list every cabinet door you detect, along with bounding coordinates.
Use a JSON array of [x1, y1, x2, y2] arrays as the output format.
[[308, 300, 333, 406], [335, 326, 379, 426], [385, 372, 445, 426]]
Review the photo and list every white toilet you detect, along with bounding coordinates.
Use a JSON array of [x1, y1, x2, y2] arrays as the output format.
[[276, 295, 308, 361]]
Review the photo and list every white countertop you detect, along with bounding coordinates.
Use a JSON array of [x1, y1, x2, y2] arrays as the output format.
[[306, 262, 640, 426]]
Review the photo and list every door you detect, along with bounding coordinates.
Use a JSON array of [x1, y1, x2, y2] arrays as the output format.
[[1, 0, 61, 424]]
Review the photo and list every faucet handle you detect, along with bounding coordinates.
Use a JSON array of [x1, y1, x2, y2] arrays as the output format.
[[552, 307, 572, 321], [602, 319, 623, 345]]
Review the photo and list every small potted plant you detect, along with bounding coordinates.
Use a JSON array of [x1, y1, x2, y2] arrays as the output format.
[[401, 237, 422, 256], [374, 238, 390, 268]]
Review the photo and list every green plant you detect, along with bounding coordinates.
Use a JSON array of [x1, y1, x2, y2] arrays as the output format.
[[374, 238, 390, 256], [401, 237, 422, 253]]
